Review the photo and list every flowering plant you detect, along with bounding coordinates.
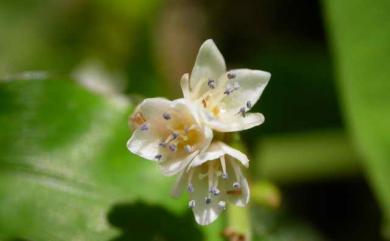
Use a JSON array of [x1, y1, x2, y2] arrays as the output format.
[[128, 39, 270, 225]]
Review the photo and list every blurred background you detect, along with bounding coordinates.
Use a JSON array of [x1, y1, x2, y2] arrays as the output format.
[[0, 0, 389, 241]]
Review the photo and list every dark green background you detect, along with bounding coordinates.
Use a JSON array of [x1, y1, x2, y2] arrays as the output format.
[[0, 0, 389, 240]]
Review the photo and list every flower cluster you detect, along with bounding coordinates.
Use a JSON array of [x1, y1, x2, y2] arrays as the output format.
[[127, 39, 270, 225]]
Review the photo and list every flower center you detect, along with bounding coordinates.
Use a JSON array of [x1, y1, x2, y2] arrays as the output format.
[[132, 110, 205, 161], [190, 73, 250, 118], [156, 112, 204, 160]]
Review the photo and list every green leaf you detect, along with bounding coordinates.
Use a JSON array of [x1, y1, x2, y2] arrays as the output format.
[[323, 0, 390, 238], [0, 79, 201, 240]]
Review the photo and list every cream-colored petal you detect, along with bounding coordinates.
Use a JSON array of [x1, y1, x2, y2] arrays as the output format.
[[127, 129, 160, 161], [190, 142, 225, 167], [160, 151, 199, 176], [220, 69, 270, 115], [127, 98, 181, 161], [132, 97, 171, 121], [128, 97, 212, 171], [191, 168, 225, 225], [180, 73, 191, 100], [201, 111, 265, 132], [190, 39, 226, 98], [219, 143, 249, 167], [222, 160, 250, 207]]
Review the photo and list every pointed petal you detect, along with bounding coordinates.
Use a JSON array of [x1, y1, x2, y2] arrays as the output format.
[[191, 168, 225, 225], [220, 143, 249, 167], [201, 111, 265, 132], [191, 142, 225, 167], [191, 141, 250, 168], [223, 160, 250, 207], [190, 39, 226, 97], [160, 151, 199, 176], [221, 69, 270, 115], [127, 129, 160, 161], [127, 98, 172, 161], [196, 68, 269, 132], [180, 73, 191, 100]]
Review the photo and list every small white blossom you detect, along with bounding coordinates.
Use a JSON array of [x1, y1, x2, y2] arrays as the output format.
[[127, 98, 213, 176], [181, 39, 271, 132], [171, 141, 250, 225]]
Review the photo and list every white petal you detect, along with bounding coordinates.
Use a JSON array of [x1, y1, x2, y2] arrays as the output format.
[[219, 143, 249, 167], [180, 73, 191, 100], [223, 160, 250, 207], [132, 97, 171, 121], [191, 141, 249, 167], [221, 69, 270, 115], [127, 129, 160, 161], [160, 151, 199, 176], [170, 169, 187, 198], [190, 39, 226, 96], [127, 98, 172, 161], [191, 168, 225, 225], [190, 142, 225, 167], [127, 97, 212, 171], [201, 111, 265, 132], [196, 69, 269, 132]]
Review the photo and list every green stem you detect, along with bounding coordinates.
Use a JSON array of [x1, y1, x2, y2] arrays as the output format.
[[224, 133, 252, 241], [226, 204, 251, 241]]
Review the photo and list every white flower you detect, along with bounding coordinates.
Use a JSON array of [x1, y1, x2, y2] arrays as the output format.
[[180, 39, 271, 132], [127, 98, 213, 176], [171, 141, 250, 225]]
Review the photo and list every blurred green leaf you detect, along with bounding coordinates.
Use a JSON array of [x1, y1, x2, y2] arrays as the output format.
[[0, 79, 194, 240], [323, 0, 390, 238], [254, 130, 360, 183]]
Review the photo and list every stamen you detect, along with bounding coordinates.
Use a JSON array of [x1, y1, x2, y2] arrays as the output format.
[[163, 132, 179, 144], [205, 196, 212, 205], [162, 112, 171, 120], [187, 183, 194, 193], [184, 145, 192, 153], [131, 112, 146, 126], [154, 154, 162, 160], [233, 182, 241, 190], [224, 82, 240, 95], [231, 161, 242, 185], [202, 98, 208, 108], [171, 132, 179, 140], [220, 156, 228, 179], [168, 144, 177, 152], [188, 200, 196, 209], [224, 82, 233, 95], [184, 124, 196, 133], [208, 79, 216, 89], [187, 170, 194, 192], [159, 142, 167, 148], [238, 107, 246, 117], [140, 123, 149, 131], [246, 101, 252, 109], [208, 163, 214, 194], [217, 201, 226, 209], [227, 72, 236, 79], [210, 187, 220, 196]]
